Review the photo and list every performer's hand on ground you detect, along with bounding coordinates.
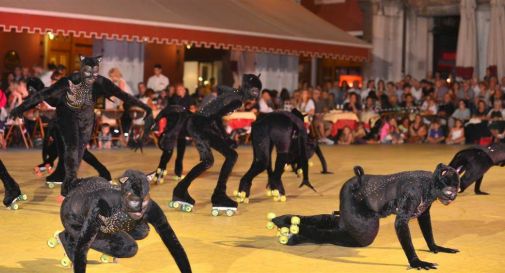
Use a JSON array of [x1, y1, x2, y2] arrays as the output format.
[[429, 244, 459, 254]]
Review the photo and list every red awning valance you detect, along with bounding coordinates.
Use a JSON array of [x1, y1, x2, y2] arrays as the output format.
[[0, 0, 370, 61]]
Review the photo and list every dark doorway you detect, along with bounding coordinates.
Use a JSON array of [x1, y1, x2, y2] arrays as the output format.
[[432, 16, 460, 78]]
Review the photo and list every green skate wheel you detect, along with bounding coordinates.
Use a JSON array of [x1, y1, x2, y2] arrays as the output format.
[[225, 210, 235, 217], [279, 235, 289, 245], [47, 182, 55, 189], [266, 221, 275, 230], [266, 190, 272, 197], [211, 209, 219, 217], [47, 237, 58, 248], [290, 225, 299, 234], [183, 205, 192, 213], [172, 202, 180, 209], [291, 216, 300, 225], [297, 169, 303, 175], [280, 227, 290, 236], [100, 254, 116, 263], [267, 212, 276, 220], [156, 168, 162, 174], [61, 255, 72, 267], [168, 201, 174, 208], [10, 203, 19, 210], [20, 194, 28, 201]]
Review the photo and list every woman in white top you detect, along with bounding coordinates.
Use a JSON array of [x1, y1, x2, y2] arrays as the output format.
[[297, 89, 315, 116], [446, 119, 465, 144]]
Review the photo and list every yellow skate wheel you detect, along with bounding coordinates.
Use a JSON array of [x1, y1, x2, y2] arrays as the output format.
[[183, 205, 192, 213], [233, 190, 239, 197], [239, 191, 246, 199], [172, 202, 180, 209], [266, 190, 272, 197], [225, 210, 235, 217], [266, 221, 275, 230], [279, 235, 289, 245], [60, 255, 72, 268], [290, 225, 299, 234], [280, 227, 290, 236], [272, 190, 280, 197], [280, 196, 287, 202], [273, 196, 279, 202], [297, 169, 303, 175], [47, 182, 55, 189], [163, 170, 168, 175], [156, 168, 162, 174], [211, 209, 219, 217], [291, 216, 301, 225], [10, 203, 19, 210], [153, 176, 158, 182], [47, 237, 58, 248], [267, 212, 276, 220], [20, 194, 28, 201], [100, 254, 116, 263]]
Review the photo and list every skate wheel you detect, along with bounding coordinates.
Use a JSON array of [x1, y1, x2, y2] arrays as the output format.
[[153, 176, 158, 182], [183, 205, 192, 213], [172, 201, 180, 209], [20, 194, 28, 201], [47, 237, 58, 248], [276, 230, 281, 237], [272, 190, 280, 197], [47, 182, 55, 189], [156, 168, 162, 174], [297, 169, 303, 175], [61, 255, 72, 268], [267, 212, 276, 220], [280, 227, 290, 236], [266, 221, 275, 230], [239, 191, 246, 199], [9, 203, 19, 210], [100, 254, 116, 263], [279, 196, 287, 202], [273, 196, 279, 202], [211, 209, 219, 217], [279, 235, 289, 245], [163, 170, 168, 175], [266, 190, 272, 197], [158, 178, 164, 184], [173, 176, 181, 181], [291, 216, 300, 225], [233, 190, 239, 197], [290, 225, 299, 234], [309, 161, 314, 167], [225, 210, 235, 217]]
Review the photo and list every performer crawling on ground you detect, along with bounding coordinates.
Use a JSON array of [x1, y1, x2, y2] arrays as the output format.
[[236, 109, 327, 202], [10, 56, 153, 196], [272, 164, 461, 270], [1, 160, 27, 209], [58, 169, 191, 273], [449, 142, 505, 195], [168, 74, 261, 215]]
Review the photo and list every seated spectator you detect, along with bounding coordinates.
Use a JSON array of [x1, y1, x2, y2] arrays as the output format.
[[338, 126, 354, 145], [456, 81, 474, 103], [446, 119, 465, 144], [343, 93, 361, 114], [380, 117, 402, 144], [487, 100, 505, 120], [409, 114, 428, 143], [398, 117, 410, 142], [98, 123, 112, 149], [297, 89, 315, 117], [401, 93, 416, 108], [280, 88, 294, 111], [475, 81, 490, 106], [450, 100, 471, 128], [473, 99, 488, 119], [352, 122, 367, 144], [438, 93, 455, 119], [360, 96, 378, 124], [388, 94, 401, 111], [421, 95, 438, 116], [427, 120, 445, 144]]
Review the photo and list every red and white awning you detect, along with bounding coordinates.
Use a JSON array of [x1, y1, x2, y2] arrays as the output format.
[[0, 0, 371, 61]]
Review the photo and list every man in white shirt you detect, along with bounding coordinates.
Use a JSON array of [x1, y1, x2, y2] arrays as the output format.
[[259, 90, 274, 113], [147, 64, 169, 93]]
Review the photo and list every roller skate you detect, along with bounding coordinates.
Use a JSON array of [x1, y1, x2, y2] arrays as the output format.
[[46, 231, 72, 268], [173, 174, 185, 181], [100, 253, 118, 264], [4, 190, 28, 210], [152, 168, 168, 184], [46, 180, 62, 189], [267, 213, 301, 245], [233, 190, 249, 204], [169, 186, 195, 213], [210, 192, 238, 217], [271, 189, 287, 202]]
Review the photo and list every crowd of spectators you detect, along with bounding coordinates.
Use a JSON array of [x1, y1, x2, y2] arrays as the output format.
[[2, 62, 505, 148]]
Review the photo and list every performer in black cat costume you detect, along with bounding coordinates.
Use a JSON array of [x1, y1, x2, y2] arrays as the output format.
[[1, 160, 27, 209], [168, 74, 261, 215], [449, 142, 505, 195], [54, 170, 191, 273], [272, 164, 461, 270], [10, 56, 153, 196], [236, 109, 324, 203]]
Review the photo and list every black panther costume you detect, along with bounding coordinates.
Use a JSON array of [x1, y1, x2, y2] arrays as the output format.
[[151, 105, 190, 184], [236, 109, 320, 203], [271, 164, 461, 270], [449, 142, 505, 195], [50, 170, 191, 273], [10, 56, 153, 196], [1, 160, 27, 209], [40, 120, 112, 187], [168, 74, 261, 216]]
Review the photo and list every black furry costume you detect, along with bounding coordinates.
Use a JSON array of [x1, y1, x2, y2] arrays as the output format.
[[273, 164, 461, 270], [449, 142, 505, 195], [57, 170, 191, 273], [1, 160, 25, 208], [10, 56, 153, 196], [42, 120, 111, 183], [168, 74, 261, 212], [237, 109, 323, 201]]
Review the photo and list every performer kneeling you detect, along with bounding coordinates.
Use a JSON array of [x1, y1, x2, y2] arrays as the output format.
[[272, 164, 461, 270], [56, 170, 191, 273]]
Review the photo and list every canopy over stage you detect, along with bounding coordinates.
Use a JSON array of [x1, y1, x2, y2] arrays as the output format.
[[0, 0, 370, 61]]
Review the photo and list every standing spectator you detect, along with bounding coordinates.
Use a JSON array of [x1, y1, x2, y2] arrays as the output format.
[[361, 80, 376, 103], [456, 81, 474, 105], [136, 82, 147, 99], [258, 90, 274, 113], [410, 79, 423, 102], [331, 81, 345, 105], [169, 84, 195, 109], [446, 119, 465, 144], [40, 63, 57, 87], [147, 64, 169, 94]]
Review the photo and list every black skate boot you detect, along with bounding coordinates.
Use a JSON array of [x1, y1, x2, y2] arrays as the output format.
[[210, 191, 238, 217], [3, 186, 26, 210]]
